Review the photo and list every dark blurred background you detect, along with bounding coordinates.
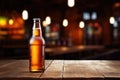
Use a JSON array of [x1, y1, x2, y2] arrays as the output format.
[[0, 0, 120, 60]]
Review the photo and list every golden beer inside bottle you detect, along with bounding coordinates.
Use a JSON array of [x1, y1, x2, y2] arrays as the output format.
[[33, 29, 41, 36], [30, 44, 44, 72]]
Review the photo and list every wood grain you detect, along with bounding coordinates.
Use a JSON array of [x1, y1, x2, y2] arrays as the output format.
[[0, 60, 120, 80]]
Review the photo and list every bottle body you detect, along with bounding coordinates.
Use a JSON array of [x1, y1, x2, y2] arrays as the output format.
[[29, 18, 45, 72]]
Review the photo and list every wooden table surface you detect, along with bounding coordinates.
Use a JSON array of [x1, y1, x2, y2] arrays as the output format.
[[0, 60, 120, 80]]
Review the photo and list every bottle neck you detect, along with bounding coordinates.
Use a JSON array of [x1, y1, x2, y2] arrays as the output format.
[[32, 28, 42, 37], [33, 21, 40, 29], [32, 19, 42, 37]]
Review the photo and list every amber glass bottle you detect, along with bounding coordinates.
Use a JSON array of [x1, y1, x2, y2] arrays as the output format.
[[29, 18, 45, 72]]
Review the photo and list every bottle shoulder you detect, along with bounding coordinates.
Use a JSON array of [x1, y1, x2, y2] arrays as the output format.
[[29, 37, 45, 45]]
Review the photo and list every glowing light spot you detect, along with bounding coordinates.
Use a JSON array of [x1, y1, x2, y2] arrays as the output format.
[[63, 19, 68, 27], [42, 20, 47, 27], [9, 19, 14, 25], [79, 21, 85, 28], [22, 10, 28, 20], [45, 16, 51, 25], [110, 16, 115, 24], [68, 0, 75, 7]]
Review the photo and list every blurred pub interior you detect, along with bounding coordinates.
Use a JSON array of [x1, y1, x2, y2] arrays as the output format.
[[0, 0, 120, 60]]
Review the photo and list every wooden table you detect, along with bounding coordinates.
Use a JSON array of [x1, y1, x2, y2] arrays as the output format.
[[0, 60, 120, 80]]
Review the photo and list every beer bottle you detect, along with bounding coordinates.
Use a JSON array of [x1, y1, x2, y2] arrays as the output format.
[[29, 18, 45, 72]]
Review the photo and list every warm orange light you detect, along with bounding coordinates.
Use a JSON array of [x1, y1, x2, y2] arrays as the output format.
[[18, 29, 25, 34], [114, 2, 120, 7], [8, 17, 25, 39], [0, 30, 8, 35], [11, 35, 24, 39]]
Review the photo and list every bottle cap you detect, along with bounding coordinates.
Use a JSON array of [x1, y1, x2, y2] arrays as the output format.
[[33, 18, 40, 22]]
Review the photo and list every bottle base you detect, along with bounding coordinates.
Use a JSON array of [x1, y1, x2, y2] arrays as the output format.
[[30, 68, 45, 73]]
